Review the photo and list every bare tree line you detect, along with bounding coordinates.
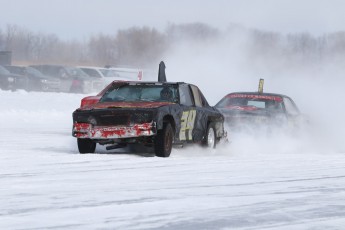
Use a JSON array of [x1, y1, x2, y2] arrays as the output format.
[[1, 23, 345, 68]]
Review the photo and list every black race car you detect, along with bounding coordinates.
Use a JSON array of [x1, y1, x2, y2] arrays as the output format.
[[0, 65, 16, 90], [215, 92, 305, 133], [4, 65, 60, 92], [0, 65, 28, 91], [72, 62, 225, 157]]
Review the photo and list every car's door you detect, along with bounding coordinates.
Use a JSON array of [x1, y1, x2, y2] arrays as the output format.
[[283, 96, 300, 127], [4, 66, 29, 90], [178, 84, 197, 142], [57, 67, 76, 92], [189, 85, 211, 142], [36, 66, 69, 92], [190, 84, 224, 142]]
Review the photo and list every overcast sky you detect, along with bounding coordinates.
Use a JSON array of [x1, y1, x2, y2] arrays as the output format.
[[1, 0, 345, 40]]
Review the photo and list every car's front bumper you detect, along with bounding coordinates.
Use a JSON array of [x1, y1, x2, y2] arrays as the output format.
[[41, 80, 61, 91], [82, 80, 104, 93], [72, 122, 156, 139]]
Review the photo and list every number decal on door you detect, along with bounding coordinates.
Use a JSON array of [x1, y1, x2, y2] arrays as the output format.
[[179, 110, 196, 141]]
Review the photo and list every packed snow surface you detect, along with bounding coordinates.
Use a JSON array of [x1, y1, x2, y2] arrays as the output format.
[[1, 90, 345, 229]]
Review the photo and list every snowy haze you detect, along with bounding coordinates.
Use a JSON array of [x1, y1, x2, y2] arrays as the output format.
[[2, 0, 345, 39], [1, 45, 345, 228], [163, 31, 345, 153], [1, 88, 345, 229], [2, 0, 345, 229]]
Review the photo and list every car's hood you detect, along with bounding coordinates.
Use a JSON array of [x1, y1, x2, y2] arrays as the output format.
[[37, 75, 60, 81], [79, 101, 175, 110], [31, 75, 58, 81], [9, 73, 26, 79], [78, 76, 103, 82]]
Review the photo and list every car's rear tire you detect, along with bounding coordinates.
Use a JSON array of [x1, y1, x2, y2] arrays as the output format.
[[77, 138, 96, 154], [203, 122, 217, 149], [154, 123, 173, 157]]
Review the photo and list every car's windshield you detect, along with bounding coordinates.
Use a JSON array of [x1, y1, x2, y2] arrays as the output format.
[[216, 94, 283, 111], [102, 69, 138, 80], [100, 69, 118, 78], [100, 83, 178, 103], [64, 67, 89, 78], [0, 66, 11, 75], [26, 67, 46, 78], [81, 68, 102, 78], [4, 66, 23, 75]]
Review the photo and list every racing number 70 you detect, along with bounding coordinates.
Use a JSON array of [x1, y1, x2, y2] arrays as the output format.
[[179, 110, 196, 141]]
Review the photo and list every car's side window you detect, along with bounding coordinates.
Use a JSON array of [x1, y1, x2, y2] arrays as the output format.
[[283, 97, 299, 115], [58, 67, 68, 78], [179, 84, 194, 106], [200, 92, 209, 107], [190, 85, 203, 107]]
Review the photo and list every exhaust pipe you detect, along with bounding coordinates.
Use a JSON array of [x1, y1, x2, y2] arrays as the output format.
[[106, 143, 127, 150]]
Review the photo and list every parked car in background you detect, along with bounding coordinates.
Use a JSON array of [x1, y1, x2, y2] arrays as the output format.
[[106, 67, 143, 81], [78, 66, 105, 79], [4, 65, 60, 92], [80, 66, 145, 84], [30, 65, 103, 93], [78, 66, 107, 87], [0, 65, 28, 91], [0, 65, 15, 90]]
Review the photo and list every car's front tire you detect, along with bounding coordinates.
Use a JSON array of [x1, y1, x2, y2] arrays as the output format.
[[154, 123, 173, 157], [77, 138, 96, 154]]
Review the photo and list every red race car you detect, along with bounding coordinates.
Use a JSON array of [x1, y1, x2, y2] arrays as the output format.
[[215, 91, 306, 133]]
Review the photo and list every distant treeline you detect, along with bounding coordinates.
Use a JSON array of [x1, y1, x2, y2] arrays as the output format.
[[1, 23, 345, 68]]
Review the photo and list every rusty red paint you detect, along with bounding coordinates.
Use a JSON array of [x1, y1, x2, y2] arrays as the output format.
[[91, 128, 127, 138], [80, 96, 101, 108], [74, 122, 155, 139], [225, 105, 259, 111], [227, 94, 283, 102], [79, 101, 174, 110], [134, 123, 152, 136], [73, 123, 91, 138], [74, 123, 91, 131]]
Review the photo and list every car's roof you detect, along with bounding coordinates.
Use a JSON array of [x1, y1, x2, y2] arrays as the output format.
[[107, 67, 142, 72], [5, 65, 25, 68], [111, 80, 185, 85], [227, 92, 290, 98], [30, 64, 75, 68], [78, 66, 107, 70]]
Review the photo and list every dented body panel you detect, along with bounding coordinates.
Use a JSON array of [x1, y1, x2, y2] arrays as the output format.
[[73, 122, 155, 139]]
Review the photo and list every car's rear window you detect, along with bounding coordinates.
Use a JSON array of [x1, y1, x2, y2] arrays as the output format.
[[216, 94, 283, 111]]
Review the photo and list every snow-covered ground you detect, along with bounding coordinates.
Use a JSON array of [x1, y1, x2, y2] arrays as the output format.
[[1, 90, 345, 230]]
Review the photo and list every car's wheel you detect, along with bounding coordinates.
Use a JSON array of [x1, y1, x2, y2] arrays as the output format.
[[154, 123, 173, 157], [77, 138, 96, 154], [204, 122, 217, 149], [0, 82, 5, 90], [41, 84, 49, 92]]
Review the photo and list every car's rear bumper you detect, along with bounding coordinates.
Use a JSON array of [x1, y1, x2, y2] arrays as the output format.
[[72, 122, 156, 139]]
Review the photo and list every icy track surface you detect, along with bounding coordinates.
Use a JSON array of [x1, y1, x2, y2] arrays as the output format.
[[1, 90, 345, 230]]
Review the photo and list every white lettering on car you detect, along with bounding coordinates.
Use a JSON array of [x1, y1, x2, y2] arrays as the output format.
[[179, 110, 196, 141]]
